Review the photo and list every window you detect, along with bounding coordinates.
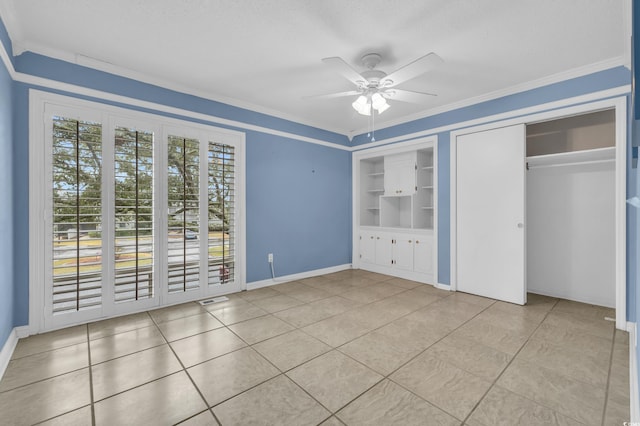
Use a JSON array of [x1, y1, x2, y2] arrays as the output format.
[[32, 93, 245, 331]]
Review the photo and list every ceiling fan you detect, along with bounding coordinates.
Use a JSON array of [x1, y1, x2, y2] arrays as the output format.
[[307, 52, 443, 116]]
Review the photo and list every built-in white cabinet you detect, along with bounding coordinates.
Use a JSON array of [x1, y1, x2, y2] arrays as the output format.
[[354, 137, 437, 284], [413, 236, 434, 275], [384, 152, 417, 196], [358, 229, 434, 282]]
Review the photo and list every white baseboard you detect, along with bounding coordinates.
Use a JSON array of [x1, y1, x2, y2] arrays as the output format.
[[246, 264, 352, 290], [527, 287, 615, 309], [15, 326, 30, 339], [630, 322, 639, 423], [435, 283, 451, 291], [0, 328, 20, 381]]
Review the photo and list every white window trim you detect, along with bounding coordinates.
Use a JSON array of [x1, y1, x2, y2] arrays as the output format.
[[29, 89, 246, 333]]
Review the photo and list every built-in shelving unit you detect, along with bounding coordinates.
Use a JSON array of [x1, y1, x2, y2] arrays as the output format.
[[354, 138, 438, 284], [360, 157, 385, 226]]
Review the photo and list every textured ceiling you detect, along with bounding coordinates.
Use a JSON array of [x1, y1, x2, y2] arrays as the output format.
[[0, 0, 629, 136]]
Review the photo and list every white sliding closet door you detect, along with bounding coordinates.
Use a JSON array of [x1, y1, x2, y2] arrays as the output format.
[[456, 124, 526, 305]]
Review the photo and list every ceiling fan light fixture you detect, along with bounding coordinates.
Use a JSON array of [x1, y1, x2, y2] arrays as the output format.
[[374, 101, 390, 114], [371, 92, 389, 114], [352, 95, 372, 115]]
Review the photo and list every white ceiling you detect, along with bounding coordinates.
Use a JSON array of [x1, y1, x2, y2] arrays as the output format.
[[0, 0, 629, 137]]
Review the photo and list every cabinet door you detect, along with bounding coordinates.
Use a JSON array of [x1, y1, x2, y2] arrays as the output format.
[[414, 236, 433, 274], [375, 233, 393, 267], [393, 236, 414, 271], [359, 231, 376, 264], [384, 153, 416, 196]]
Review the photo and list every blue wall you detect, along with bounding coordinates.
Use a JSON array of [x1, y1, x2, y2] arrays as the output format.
[[246, 133, 351, 281], [0, 50, 13, 346]]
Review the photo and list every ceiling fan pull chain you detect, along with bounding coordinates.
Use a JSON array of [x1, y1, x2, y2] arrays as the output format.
[[371, 108, 376, 142]]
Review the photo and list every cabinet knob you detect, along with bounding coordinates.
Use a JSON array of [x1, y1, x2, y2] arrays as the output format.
[[416, 240, 420, 244], [370, 236, 374, 239], [376, 237, 380, 240], [408, 240, 412, 243], [399, 190, 402, 193]]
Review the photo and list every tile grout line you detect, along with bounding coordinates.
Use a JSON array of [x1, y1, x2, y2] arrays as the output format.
[[294, 285, 450, 352], [285, 290, 493, 422], [86, 324, 96, 426], [177, 278, 420, 420], [363, 297, 501, 423], [457, 299, 610, 426], [458, 298, 560, 424], [6, 275, 621, 425], [601, 328, 618, 426], [148, 311, 224, 426]]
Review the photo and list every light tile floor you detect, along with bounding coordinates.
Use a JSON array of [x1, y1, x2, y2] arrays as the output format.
[[0, 269, 630, 425]]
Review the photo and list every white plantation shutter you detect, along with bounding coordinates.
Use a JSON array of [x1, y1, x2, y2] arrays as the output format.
[[51, 116, 103, 314], [36, 94, 244, 330], [114, 127, 155, 302], [167, 135, 201, 293], [208, 142, 235, 285]]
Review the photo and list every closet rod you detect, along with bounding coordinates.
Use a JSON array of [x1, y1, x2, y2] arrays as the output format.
[[527, 158, 614, 170]]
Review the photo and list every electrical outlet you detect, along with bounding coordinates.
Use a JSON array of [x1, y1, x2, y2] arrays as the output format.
[[268, 253, 273, 263]]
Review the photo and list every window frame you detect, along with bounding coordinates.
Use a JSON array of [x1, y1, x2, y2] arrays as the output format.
[[29, 90, 246, 333]]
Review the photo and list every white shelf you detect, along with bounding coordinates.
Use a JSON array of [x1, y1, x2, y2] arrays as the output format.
[[421, 166, 433, 170], [367, 189, 384, 193], [367, 207, 380, 210], [421, 206, 434, 210], [527, 147, 615, 168], [368, 172, 385, 176], [421, 186, 433, 189]]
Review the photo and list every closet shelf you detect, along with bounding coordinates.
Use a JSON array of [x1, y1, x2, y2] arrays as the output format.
[[367, 189, 384, 193], [527, 147, 615, 168], [421, 206, 434, 210], [367, 207, 380, 210], [421, 166, 433, 170], [368, 172, 384, 176], [421, 186, 434, 189]]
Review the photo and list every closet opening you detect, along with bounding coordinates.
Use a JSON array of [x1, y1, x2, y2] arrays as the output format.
[[526, 109, 616, 308]]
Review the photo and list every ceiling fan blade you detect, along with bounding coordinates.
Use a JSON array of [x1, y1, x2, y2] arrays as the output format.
[[322, 57, 366, 87], [384, 89, 437, 104], [380, 53, 443, 87], [303, 90, 361, 100]]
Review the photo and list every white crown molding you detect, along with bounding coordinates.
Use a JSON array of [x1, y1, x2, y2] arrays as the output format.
[[0, 16, 629, 151], [18, 72, 352, 152], [0, 0, 21, 54], [0, 30, 352, 152], [350, 85, 631, 152], [348, 56, 628, 139], [11, 39, 351, 137]]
